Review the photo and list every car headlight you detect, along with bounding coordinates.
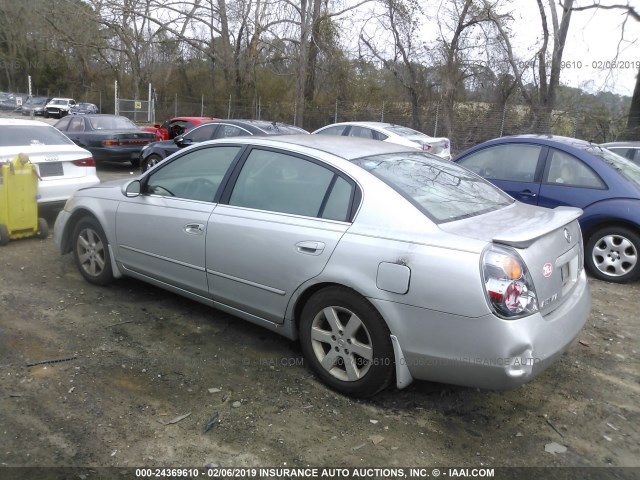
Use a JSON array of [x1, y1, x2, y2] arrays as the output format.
[[481, 245, 538, 319]]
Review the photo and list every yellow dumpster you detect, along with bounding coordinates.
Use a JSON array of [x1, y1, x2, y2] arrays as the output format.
[[0, 153, 49, 246]]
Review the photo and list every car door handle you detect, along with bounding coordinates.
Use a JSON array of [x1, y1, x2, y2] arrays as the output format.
[[296, 241, 325, 255], [183, 223, 205, 235], [519, 190, 538, 198]]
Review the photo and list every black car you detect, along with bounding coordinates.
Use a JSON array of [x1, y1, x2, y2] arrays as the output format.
[[71, 102, 99, 115], [21, 96, 51, 116], [54, 114, 156, 167], [138, 119, 308, 171]]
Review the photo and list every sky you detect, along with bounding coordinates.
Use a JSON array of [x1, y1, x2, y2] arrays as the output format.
[[511, 2, 640, 97]]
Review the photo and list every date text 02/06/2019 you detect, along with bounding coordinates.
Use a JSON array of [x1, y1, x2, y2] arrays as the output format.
[[561, 60, 640, 69]]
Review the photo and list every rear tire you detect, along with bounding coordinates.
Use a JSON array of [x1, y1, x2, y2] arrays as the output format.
[[299, 286, 394, 397], [36, 218, 49, 239], [72, 216, 114, 285], [130, 157, 141, 168], [0, 224, 9, 246], [585, 226, 640, 283]]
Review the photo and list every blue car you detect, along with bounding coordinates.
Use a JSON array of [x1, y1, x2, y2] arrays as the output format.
[[454, 134, 640, 283]]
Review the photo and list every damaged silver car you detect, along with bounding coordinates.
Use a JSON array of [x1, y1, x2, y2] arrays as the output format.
[[54, 136, 590, 397]]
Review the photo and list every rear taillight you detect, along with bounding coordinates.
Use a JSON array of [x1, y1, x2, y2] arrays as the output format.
[[482, 245, 538, 319], [72, 157, 95, 167], [102, 139, 120, 147], [422, 143, 432, 152]]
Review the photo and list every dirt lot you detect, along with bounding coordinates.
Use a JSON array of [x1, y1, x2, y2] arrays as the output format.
[[0, 161, 639, 473]]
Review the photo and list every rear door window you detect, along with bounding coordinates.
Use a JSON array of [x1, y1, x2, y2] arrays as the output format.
[[543, 149, 605, 188], [228, 149, 353, 221], [458, 144, 543, 182]]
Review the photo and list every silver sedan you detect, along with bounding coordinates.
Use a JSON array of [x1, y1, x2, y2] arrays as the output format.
[[54, 135, 591, 397]]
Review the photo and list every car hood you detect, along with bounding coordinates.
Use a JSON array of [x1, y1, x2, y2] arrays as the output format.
[[440, 202, 582, 248]]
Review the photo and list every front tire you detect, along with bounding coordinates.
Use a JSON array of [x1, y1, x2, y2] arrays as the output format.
[[585, 226, 640, 283], [72, 217, 114, 285], [299, 287, 394, 397]]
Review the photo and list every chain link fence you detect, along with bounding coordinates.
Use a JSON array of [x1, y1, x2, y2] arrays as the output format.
[[77, 90, 628, 155]]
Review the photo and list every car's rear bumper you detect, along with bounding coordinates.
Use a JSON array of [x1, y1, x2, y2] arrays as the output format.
[[371, 269, 590, 390], [90, 147, 147, 163]]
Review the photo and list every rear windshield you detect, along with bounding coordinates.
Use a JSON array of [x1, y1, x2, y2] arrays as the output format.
[[0, 125, 74, 146], [88, 116, 138, 130], [588, 146, 640, 185], [352, 152, 512, 223], [255, 123, 308, 135], [384, 125, 426, 138]]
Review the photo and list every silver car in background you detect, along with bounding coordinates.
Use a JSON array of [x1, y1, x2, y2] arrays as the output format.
[[313, 121, 452, 160], [54, 136, 590, 397]]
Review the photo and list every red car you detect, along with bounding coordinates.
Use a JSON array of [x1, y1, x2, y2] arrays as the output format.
[[141, 116, 218, 141]]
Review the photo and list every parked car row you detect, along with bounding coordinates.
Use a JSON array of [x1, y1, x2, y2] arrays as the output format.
[[139, 119, 309, 171], [7, 113, 640, 286]]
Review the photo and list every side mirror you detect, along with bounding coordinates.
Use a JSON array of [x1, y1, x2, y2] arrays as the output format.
[[174, 136, 192, 147], [123, 179, 141, 197]]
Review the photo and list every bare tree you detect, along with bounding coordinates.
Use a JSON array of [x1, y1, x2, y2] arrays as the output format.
[[490, 0, 575, 132], [571, 1, 640, 139], [436, 0, 510, 139], [360, 0, 429, 130]]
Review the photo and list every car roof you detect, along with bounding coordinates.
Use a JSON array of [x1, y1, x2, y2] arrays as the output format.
[[601, 141, 640, 148], [205, 134, 419, 160], [464, 134, 606, 154], [199, 119, 308, 133], [0, 118, 51, 127], [170, 116, 216, 121], [320, 121, 398, 129], [76, 114, 125, 118]]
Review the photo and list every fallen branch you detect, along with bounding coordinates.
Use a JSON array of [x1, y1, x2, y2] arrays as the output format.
[[26, 355, 77, 367]]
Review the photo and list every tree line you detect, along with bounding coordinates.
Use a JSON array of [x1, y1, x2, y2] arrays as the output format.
[[1, 0, 638, 142]]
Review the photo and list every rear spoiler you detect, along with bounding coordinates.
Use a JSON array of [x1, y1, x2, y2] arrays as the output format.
[[492, 206, 582, 249]]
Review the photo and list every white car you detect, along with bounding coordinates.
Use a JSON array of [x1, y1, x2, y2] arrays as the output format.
[[0, 118, 100, 209], [44, 98, 77, 119], [313, 121, 451, 160]]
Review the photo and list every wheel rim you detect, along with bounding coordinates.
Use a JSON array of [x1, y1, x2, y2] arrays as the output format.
[[310, 306, 373, 382], [146, 156, 160, 170], [592, 233, 638, 277], [76, 227, 106, 278]]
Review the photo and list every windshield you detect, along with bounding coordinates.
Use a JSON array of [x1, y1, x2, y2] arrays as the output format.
[[588, 146, 640, 185], [49, 99, 68, 105], [0, 125, 74, 146], [88, 116, 138, 130], [352, 152, 512, 223]]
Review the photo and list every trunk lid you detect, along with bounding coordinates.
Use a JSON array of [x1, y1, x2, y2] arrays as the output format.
[[441, 202, 584, 315], [0, 145, 94, 180]]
